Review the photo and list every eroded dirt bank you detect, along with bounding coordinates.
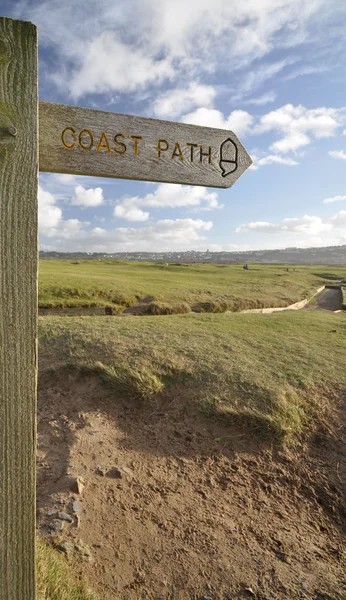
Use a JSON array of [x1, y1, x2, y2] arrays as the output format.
[[37, 370, 346, 600]]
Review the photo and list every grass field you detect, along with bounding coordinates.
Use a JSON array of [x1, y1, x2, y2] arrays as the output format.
[[38, 260, 345, 311], [37, 264, 346, 598], [39, 309, 346, 441]]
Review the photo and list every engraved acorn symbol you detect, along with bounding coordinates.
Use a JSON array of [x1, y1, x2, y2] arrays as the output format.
[[219, 138, 238, 177]]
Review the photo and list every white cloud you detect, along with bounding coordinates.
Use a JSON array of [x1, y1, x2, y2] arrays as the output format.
[[254, 104, 345, 153], [19, 0, 343, 100], [330, 210, 346, 228], [39, 181, 214, 251], [114, 205, 150, 222], [71, 185, 104, 208], [38, 186, 63, 234], [236, 209, 346, 242], [39, 185, 90, 238], [249, 153, 299, 169], [256, 154, 298, 166], [153, 83, 215, 119], [236, 215, 332, 235], [53, 174, 78, 185], [52, 218, 90, 240], [323, 194, 346, 204], [245, 92, 277, 106], [181, 108, 254, 136], [114, 183, 220, 221], [180, 103, 346, 157], [41, 218, 213, 252], [271, 132, 310, 153], [55, 32, 175, 100], [329, 149, 346, 160]]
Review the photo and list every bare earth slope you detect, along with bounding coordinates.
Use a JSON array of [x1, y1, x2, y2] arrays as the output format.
[[37, 369, 346, 600]]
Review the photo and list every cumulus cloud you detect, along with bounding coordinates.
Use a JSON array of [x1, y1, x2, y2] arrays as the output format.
[[38, 186, 63, 234], [50, 218, 90, 240], [330, 210, 346, 228], [181, 108, 254, 136], [41, 218, 213, 252], [153, 83, 216, 119], [54, 32, 174, 99], [114, 184, 220, 221], [236, 215, 332, 235], [71, 185, 104, 208], [329, 149, 346, 160], [323, 194, 346, 204], [18, 0, 343, 101], [39, 184, 214, 251], [114, 205, 150, 222], [236, 209, 346, 241], [254, 104, 345, 153], [39, 185, 90, 238], [180, 103, 346, 160]]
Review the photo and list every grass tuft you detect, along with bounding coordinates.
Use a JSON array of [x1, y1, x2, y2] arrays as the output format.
[[36, 538, 96, 600], [193, 300, 229, 313], [216, 388, 307, 441], [146, 301, 191, 315], [86, 361, 164, 401]]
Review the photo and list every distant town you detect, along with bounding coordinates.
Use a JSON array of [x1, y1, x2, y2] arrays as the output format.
[[40, 244, 346, 265]]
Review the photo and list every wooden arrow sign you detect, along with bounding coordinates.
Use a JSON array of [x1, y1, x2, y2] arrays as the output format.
[[39, 102, 252, 189]]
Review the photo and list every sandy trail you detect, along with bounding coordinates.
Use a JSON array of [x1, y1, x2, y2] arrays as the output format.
[[37, 369, 346, 600]]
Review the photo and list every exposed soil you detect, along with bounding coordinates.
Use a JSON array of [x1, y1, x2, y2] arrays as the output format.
[[39, 307, 107, 317], [37, 369, 346, 600], [38, 299, 152, 317]]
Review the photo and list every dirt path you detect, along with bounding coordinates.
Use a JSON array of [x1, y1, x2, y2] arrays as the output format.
[[37, 369, 346, 600], [306, 288, 342, 312]]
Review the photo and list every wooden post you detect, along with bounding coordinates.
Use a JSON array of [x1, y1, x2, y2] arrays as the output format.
[[0, 17, 38, 600]]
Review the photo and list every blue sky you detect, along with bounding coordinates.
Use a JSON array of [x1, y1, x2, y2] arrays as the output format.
[[5, 0, 346, 252]]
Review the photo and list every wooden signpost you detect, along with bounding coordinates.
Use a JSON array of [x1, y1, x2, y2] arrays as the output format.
[[0, 15, 252, 600], [0, 16, 38, 600], [39, 102, 252, 188]]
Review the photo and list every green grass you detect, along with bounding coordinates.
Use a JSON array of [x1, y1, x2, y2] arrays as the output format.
[[38, 260, 345, 309], [39, 309, 346, 441], [37, 539, 97, 600]]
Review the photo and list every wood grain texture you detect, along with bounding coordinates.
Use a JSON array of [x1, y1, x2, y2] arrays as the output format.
[[39, 102, 252, 189], [0, 17, 38, 600]]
